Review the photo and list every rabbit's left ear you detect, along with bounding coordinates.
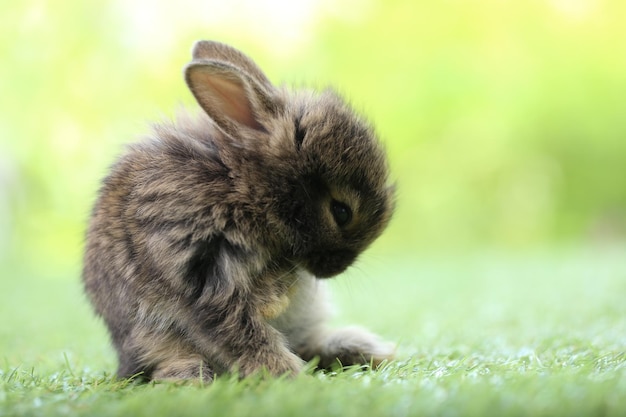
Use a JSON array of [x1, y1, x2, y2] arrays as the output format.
[[190, 40, 274, 91], [185, 60, 281, 139]]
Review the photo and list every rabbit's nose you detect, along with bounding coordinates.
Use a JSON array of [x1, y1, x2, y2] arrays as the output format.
[[304, 248, 357, 278]]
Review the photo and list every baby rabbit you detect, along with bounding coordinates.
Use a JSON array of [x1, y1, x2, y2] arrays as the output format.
[[82, 40, 395, 382]]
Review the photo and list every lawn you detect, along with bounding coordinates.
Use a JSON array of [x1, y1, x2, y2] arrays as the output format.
[[1, 245, 625, 416]]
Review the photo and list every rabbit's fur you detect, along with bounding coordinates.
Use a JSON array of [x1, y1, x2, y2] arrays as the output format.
[[83, 41, 395, 382]]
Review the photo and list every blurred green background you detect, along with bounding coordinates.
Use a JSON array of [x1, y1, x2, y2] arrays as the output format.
[[1, 0, 625, 278]]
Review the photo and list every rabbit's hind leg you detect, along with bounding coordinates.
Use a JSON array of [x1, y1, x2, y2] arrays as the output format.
[[125, 327, 213, 383], [152, 355, 213, 383]]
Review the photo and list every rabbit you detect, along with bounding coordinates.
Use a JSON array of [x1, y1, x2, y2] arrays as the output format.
[[82, 40, 395, 382]]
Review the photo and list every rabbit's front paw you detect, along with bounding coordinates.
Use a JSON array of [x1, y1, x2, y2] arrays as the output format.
[[238, 349, 305, 378], [318, 326, 395, 369]]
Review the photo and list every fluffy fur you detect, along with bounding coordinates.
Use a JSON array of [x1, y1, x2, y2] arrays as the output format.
[[82, 40, 395, 382]]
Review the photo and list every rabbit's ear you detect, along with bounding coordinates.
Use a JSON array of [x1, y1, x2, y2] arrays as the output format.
[[191, 41, 273, 90], [185, 61, 279, 137]]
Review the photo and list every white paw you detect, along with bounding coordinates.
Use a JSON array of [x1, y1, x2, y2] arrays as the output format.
[[325, 326, 396, 367]]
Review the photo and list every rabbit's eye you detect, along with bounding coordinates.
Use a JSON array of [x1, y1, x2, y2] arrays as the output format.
[[331, 200, 352, 227]]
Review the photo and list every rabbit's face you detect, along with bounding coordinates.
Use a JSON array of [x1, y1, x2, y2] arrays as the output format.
[[279, 91, 394, 278], [183, 43, 394, 279]]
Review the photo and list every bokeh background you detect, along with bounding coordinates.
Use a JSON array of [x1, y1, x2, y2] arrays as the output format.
[[1, 0, 625, 279]]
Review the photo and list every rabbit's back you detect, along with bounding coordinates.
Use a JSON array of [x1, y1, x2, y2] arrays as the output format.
[[82, 113, 235, 342]]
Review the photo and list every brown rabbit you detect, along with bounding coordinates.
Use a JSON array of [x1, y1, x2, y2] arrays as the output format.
[[82, 40, 395, 382]]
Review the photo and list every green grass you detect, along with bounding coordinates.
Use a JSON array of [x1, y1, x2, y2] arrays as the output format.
[[1, 246, 625, 416]]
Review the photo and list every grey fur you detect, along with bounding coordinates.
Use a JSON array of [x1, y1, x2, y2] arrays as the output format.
[[82, 40, 395, 382]]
